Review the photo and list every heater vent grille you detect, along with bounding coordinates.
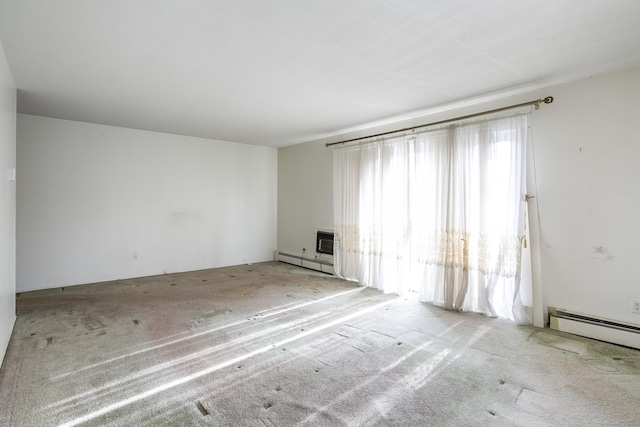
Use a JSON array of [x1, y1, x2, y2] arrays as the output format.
[[316, 230, 334, 255]]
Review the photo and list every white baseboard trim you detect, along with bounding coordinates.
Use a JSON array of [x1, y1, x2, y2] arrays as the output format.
[[276, 251, 336, 276]]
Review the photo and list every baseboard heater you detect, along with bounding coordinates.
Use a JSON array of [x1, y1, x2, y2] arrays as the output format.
[[275, 251, 335, 276], [549, 307, 640, 350]]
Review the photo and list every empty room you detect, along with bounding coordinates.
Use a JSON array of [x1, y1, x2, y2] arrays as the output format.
[[1, 1, 639, 426]]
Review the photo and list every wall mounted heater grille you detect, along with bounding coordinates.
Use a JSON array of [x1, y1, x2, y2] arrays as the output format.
[[316, 230, 334, 255], [549, 307, 640, 350]]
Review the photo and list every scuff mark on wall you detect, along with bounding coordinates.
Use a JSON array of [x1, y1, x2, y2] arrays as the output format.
[[592, 246, 616, 263]]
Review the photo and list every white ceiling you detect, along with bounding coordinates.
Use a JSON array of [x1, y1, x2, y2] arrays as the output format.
[[0, 1, 639, 147]]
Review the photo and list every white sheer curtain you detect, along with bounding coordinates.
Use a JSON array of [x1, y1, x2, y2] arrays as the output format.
[[333, 136, 412, 294], [333, 115, 531, 324]]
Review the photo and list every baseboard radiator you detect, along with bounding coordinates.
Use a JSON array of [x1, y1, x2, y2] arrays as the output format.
[[275, 251, 335, 276], [549, 307, 640, 350]]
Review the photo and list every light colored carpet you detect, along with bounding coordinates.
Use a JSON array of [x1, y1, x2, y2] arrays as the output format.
[[0, 262, 638, 426]]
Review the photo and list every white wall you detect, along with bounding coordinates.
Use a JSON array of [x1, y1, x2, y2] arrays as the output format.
[[278, 139, 334, 256], [17, 115, 277, 291], [276, 139, 335, 273], [0, 40, 16, 362], [278, 66, 640, 327], [529, 67, 640, 326]]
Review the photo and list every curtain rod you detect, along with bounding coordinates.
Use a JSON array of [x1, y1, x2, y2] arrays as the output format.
[[325, 96, 554, 148]]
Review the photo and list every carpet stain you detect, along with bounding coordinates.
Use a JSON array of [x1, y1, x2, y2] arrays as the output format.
[[586, 356, 640, 374], [200, 309, 232, 319], [46, 337, 53, 345], [84, 320, 105, 331], [586, 358, 619, 372], [528, 330, 586, 354], [195, 401, 209, 416]]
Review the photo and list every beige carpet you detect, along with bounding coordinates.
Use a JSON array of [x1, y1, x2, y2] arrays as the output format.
[[0, 262, 638, 426]]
